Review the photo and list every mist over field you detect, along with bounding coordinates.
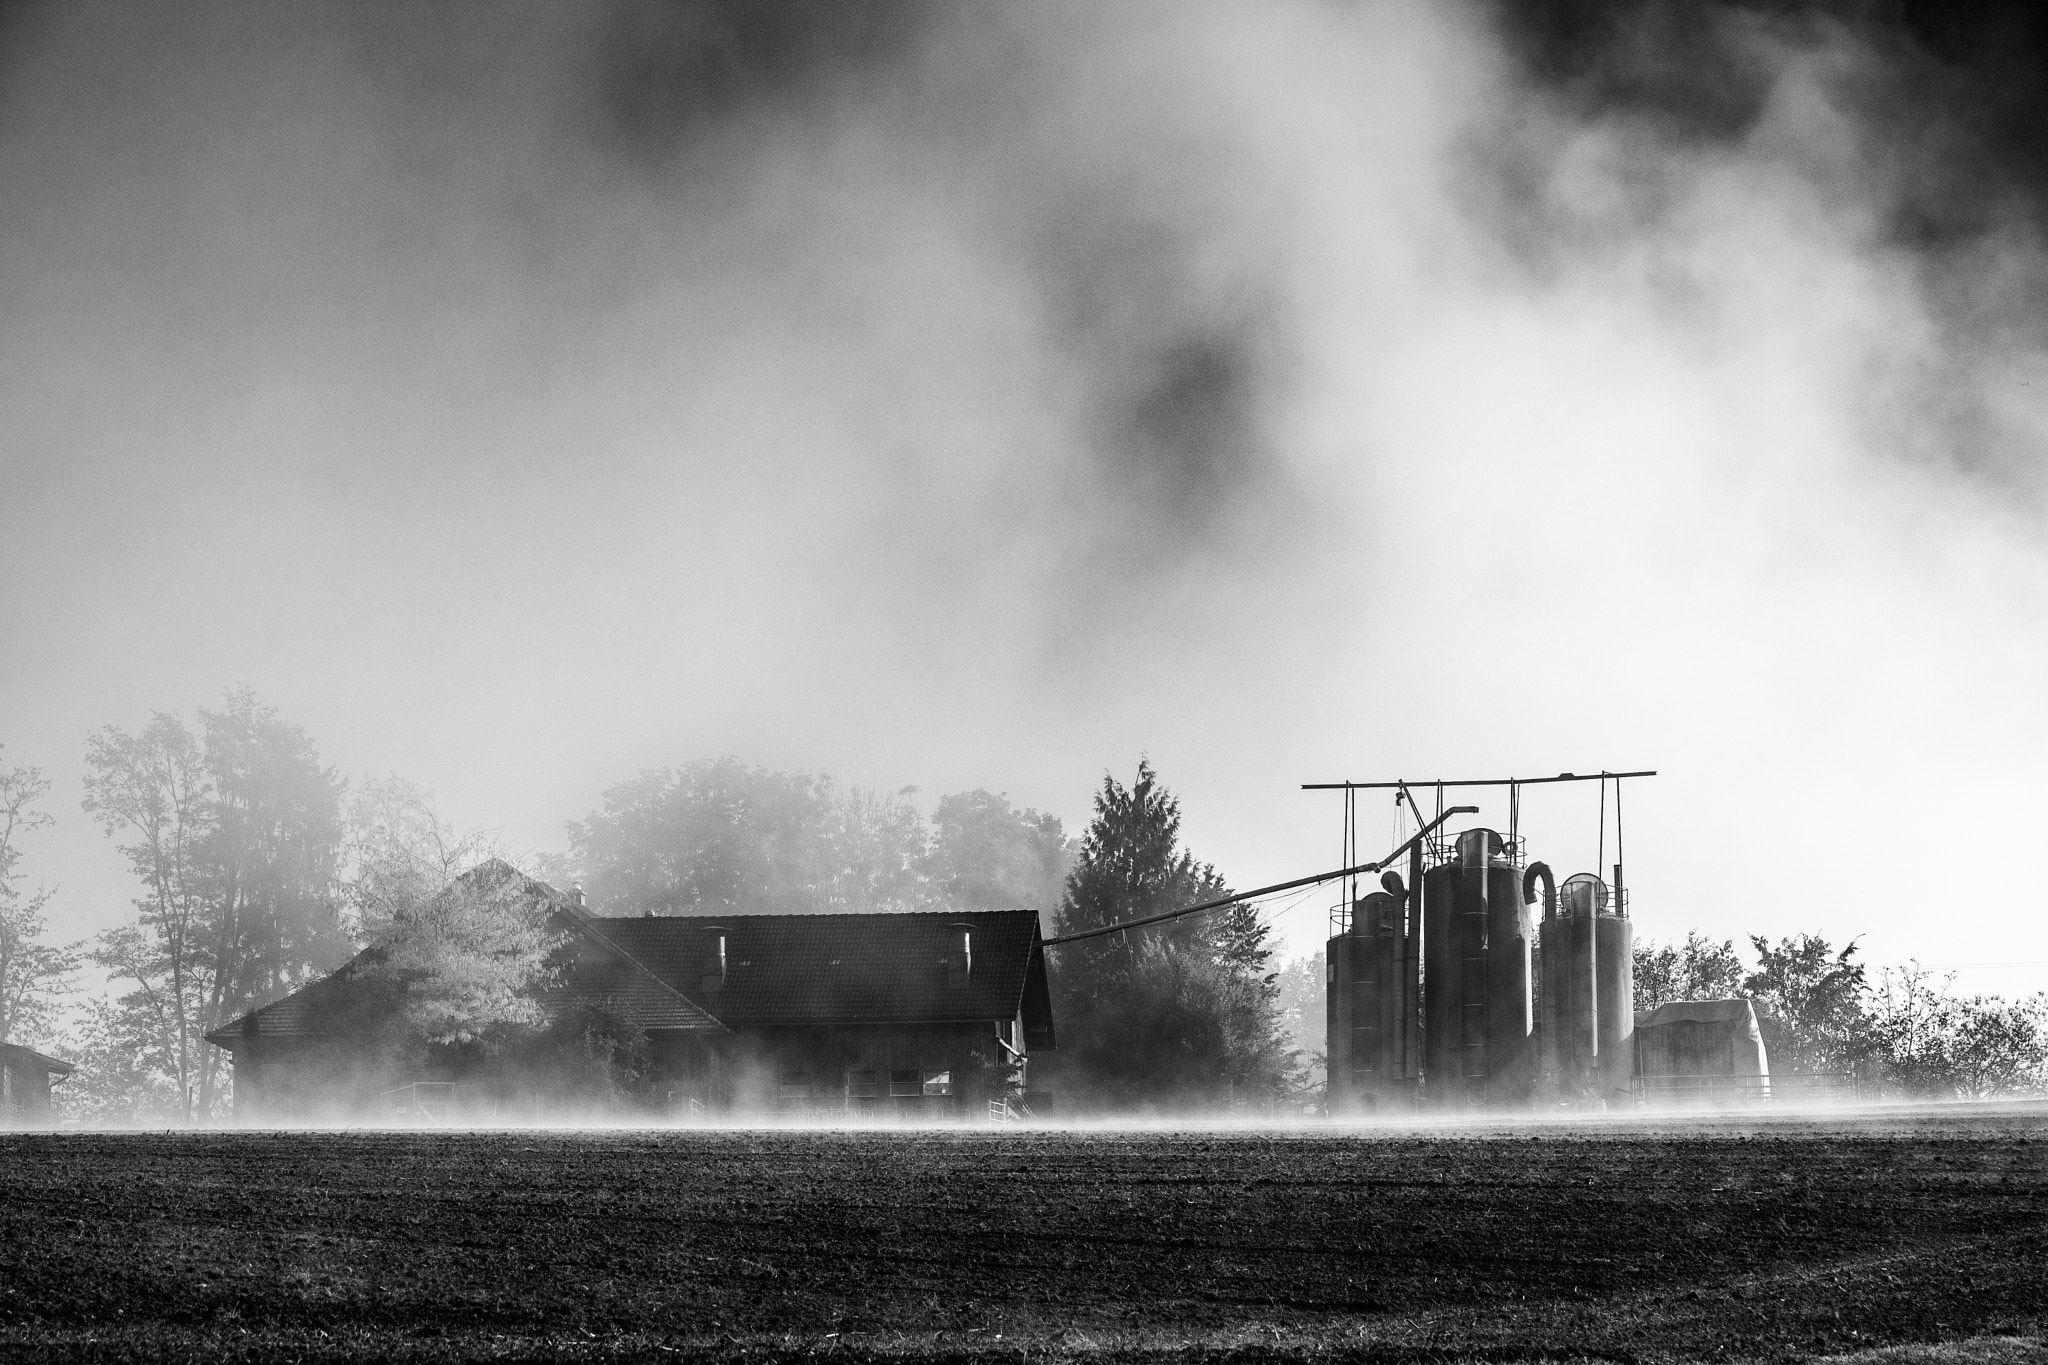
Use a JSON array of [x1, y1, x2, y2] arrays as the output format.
[[3, 0, 2047, 990]]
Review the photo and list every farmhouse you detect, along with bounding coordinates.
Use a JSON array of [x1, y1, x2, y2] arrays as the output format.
[[206, 862, 1054, 1123], [1, 1042, 73, 1128]]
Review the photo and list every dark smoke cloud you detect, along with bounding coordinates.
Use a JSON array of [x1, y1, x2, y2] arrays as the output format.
[[1479, 0, 2048, 494], [597, 0, 936, 158]]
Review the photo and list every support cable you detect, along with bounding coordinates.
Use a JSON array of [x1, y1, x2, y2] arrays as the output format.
[[1044, 806, 1479, 946]]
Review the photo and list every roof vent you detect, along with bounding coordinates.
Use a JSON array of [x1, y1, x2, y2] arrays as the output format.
[[571, 881, 586, 909]]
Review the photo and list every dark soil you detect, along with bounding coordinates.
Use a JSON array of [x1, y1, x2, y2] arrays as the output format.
[[3, 1107, 2045, 1361]]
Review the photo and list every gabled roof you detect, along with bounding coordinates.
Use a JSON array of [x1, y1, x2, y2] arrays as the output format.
[[587, 910, 1054, 1045], [552, 907, 725, 1032], [204, 863, 1058, 1051], [205, 944, 385, 1044], [0, 1042, 74, 1076], [206, 862, 723, 1047]]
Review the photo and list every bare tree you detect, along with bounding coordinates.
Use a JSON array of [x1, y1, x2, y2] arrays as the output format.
[[81, 691, 346, 1122], [0, 749, 77, 1046], [343, 774, 515, 940], [82, 715, 213, 1121]]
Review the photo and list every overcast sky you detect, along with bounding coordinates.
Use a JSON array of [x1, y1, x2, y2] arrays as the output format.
[[5, 0, 2048, 991]]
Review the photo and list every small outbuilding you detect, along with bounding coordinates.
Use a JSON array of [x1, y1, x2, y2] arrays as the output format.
[[1633, 998, 1770, 1102], [1, 1042, 73, 1128]]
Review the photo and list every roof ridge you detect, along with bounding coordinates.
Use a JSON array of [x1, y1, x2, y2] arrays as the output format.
[[588, 908, 1040, 922]]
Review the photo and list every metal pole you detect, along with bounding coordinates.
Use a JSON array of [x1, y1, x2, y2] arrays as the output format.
[[1615, 778, 1625, 915], [1303, 771, 1658, 791], [1588, 784, 1600, 1064], [1408, 811, 1425, 1084], [1345, 785, 1355, 911], [1597, 775, 1606, 887]]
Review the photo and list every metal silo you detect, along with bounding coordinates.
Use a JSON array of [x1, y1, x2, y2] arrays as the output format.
[[1539, 873, 1635, 1104], [1325, 885, 1413, 1113], [1422, 829, 1534, 1108], [1596, 875, 1634, 1099]]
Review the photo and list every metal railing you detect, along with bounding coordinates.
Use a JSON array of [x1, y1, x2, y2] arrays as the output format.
[[1633, 1072, 1859, 1103], [379, 1081, 461, 1124]]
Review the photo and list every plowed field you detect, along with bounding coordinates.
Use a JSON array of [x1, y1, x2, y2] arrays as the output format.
[[3, 1108, 2045, 1361]]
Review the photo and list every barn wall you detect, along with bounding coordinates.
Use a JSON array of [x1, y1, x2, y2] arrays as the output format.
[[1637, 1019, 1768, 1079], [0, 1053, 58, 1128], [219, 1019, 1022, 1123], [222, 1040, 411, 1125], [713, 1022, 1007, 1118]]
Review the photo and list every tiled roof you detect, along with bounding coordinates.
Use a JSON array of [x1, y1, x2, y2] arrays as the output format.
[[588, 911, 1052, 1041], [205, 864, 1057, 1049], [553, 910, 725, 1032], [204, 945, 384, 1044], [207, 863, 723, 1046]]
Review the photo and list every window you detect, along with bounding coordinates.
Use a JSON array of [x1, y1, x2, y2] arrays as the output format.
[[921, 1070, 953, 1097], [889, 1070, 922, 1098], [844, 1070, 879, 1098], [777, 1071, 811, 1101]]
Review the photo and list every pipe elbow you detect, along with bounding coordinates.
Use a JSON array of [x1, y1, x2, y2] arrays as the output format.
[[1523, 861, 1555, 914]]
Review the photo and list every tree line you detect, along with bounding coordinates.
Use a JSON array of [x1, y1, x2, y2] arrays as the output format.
[[7, 690, 2041, 1119], [1634, 931, 2048, 1100]]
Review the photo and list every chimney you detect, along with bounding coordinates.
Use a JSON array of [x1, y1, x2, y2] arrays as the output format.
[[946, 925, 972, 988], [701, 931, 727, 996], [571, 881, 586, 910]]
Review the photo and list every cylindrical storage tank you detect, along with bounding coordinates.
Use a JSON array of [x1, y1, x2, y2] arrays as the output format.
[[1541, 874, 1630, 1106], [1421, 863, 1467, 1106], [1485, 862, 1536, 1105], [1326, 891, 1410, 1113], [1524, 864, 1558, 1084], [1595, 910, 1634, 1099], [1540, 909, 1596, 1096], [1421, 830, 1535, 1108]]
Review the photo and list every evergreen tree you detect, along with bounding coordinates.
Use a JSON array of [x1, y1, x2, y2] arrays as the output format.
[[1046, 760, 1298, 1113]]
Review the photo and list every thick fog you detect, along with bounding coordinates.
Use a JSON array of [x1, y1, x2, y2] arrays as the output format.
[[3, 1, 2047, 987]]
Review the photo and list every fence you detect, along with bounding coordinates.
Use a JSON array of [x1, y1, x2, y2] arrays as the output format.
[[1633, 1072, 1859, 1104]]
